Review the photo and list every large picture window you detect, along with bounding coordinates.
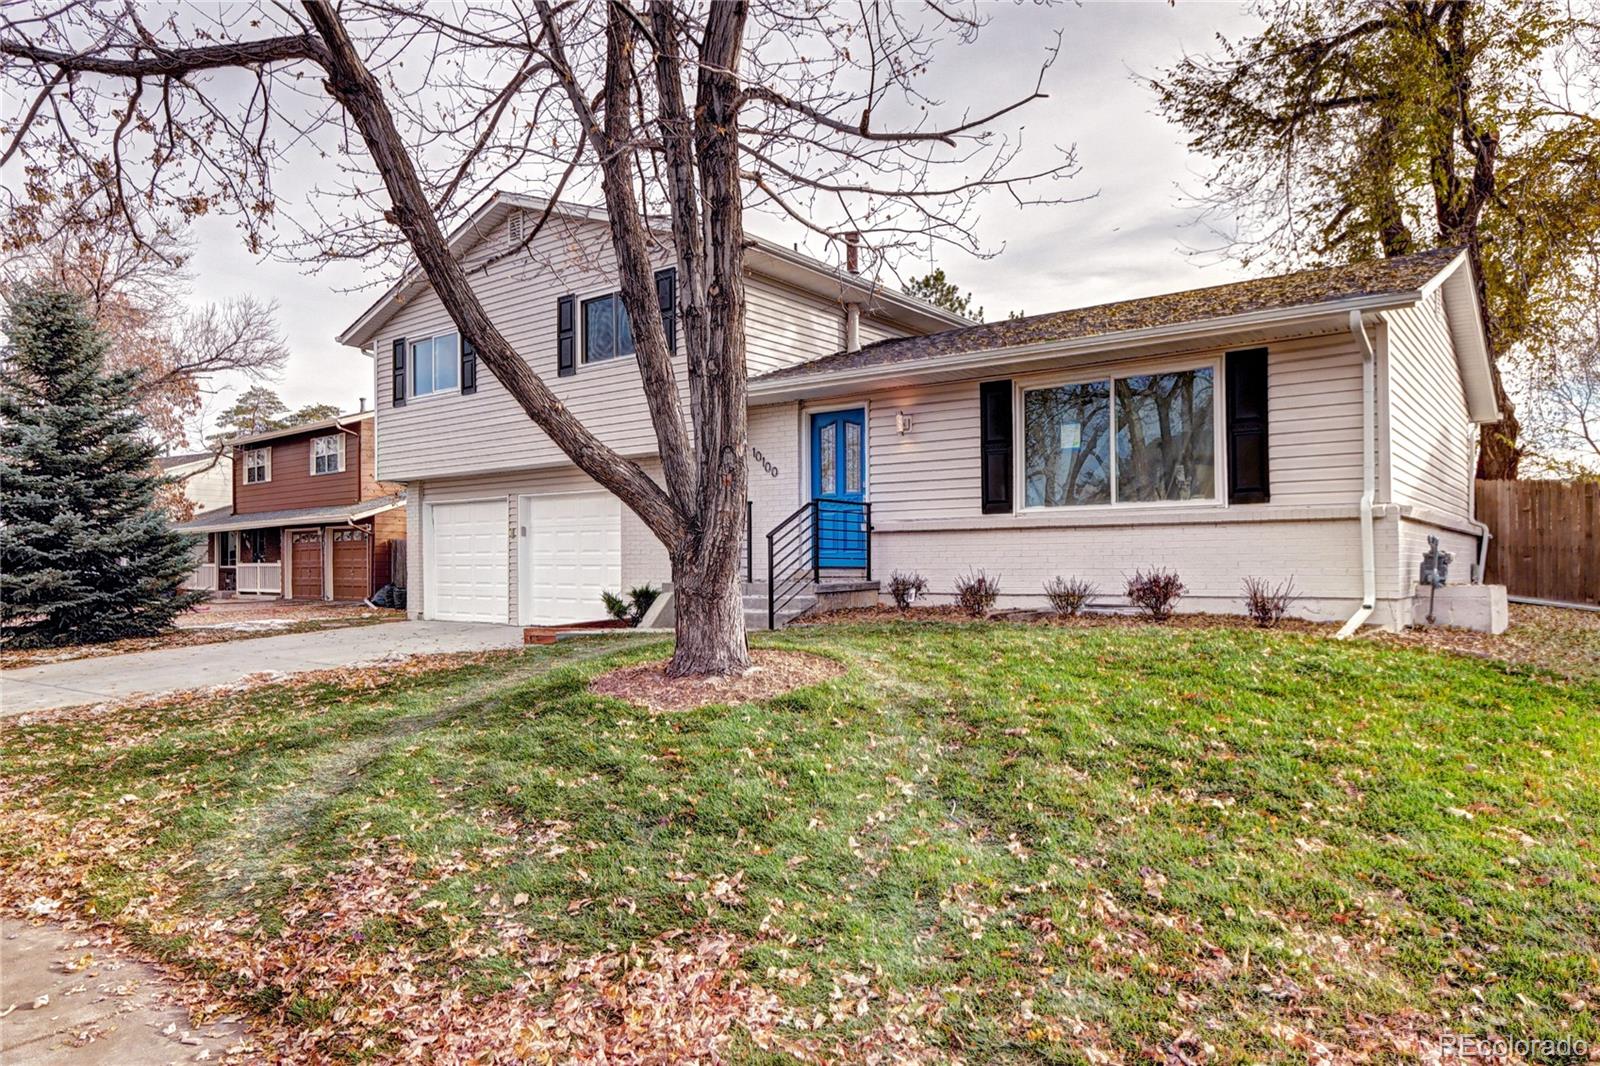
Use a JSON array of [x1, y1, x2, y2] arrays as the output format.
[[410, 332, 460, 397], [583, 292, 635, 363], [1023, 365, 1215, 508]]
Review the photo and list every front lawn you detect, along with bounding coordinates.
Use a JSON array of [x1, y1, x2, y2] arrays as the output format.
[[3, 624, 1597, 1062]]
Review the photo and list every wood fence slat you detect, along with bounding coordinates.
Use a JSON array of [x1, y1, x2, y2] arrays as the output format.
[[1473, 479, 1600, 606]]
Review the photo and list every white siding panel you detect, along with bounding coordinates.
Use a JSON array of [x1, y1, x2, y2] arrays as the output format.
[[744, 276, 844, 375], [852, 333, 1366, 526], [1385, 294, 1476, 519], [374, 215, 865, 482]]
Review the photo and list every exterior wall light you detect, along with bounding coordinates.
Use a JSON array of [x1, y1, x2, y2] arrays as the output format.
[[896, 410, 913, 435]]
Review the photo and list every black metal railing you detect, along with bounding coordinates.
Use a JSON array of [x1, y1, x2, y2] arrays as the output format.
[[766, 498, 872, 629], [745, 499, 753, 583]]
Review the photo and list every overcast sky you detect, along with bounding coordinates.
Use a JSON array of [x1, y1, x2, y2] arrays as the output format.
[[185, 1, 1262, 440]]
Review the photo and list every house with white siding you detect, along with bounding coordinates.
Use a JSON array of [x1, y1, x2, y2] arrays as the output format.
[[339, 193, 1503, 632]]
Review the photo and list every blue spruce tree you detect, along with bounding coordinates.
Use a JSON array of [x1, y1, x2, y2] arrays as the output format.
[[2, 281, 204, 646]]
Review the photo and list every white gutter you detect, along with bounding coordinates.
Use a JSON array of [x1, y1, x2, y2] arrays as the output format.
[[1335, 309, 1378, 639]]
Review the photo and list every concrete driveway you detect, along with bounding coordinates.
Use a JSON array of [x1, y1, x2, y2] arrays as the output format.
[[0, 621, 526, 716]]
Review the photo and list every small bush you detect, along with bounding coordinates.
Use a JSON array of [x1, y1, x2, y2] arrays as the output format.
[[1125, 568, 1185, 622], [601, 584, 661, 626], [954, 569, 1001, 617], [1043, 575, 1097, 617], [888, 570, 928, 609], [1242, 576, 1295, 628]]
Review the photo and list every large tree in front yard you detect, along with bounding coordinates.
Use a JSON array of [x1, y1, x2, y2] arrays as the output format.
[[1149, 0, 1600, 478], [1, 281, 204, 647], [0, 1, 1074, 675]]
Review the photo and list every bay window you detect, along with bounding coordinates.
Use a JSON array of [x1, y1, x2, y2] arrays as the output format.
[[1023, 365, 1216, 509]]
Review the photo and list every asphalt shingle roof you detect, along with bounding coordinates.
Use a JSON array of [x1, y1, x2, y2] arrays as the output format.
[[756, 247, 1463, 384]]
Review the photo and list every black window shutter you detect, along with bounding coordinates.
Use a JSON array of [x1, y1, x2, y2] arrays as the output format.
[[391, 338, 407, 406], [979, 379, 1014, 514], [557, 295, 576, 377], [654, 267, 678, 354], [460, 337, 478, 395], [1226, 347, 1270, 504]]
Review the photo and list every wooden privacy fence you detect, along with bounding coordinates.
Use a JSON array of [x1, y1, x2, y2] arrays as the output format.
[[1474, 480, 1599, 606]]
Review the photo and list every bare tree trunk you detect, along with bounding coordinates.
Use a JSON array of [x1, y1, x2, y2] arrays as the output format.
[[669, 548, 749, 676]]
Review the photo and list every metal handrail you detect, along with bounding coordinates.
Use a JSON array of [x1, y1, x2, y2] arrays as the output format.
[[765, 498, 873, 628], [745, 499, 753, 583]]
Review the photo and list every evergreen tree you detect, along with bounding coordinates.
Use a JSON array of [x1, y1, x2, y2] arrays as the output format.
[[905, 268, 984, 322], [1, 281, 205, 647]]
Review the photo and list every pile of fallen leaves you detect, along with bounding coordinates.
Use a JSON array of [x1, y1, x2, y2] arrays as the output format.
[[589, 650, 847, 712]]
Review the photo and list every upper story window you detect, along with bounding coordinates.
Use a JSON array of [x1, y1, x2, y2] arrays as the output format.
[[583, 293, 636, 363], [243, 447, 271, 484], [1022, 364, 1217, 509], [311, 434, 346, 476], [410, 332, 460, 397]]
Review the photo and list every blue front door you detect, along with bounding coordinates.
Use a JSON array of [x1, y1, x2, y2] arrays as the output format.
[[810, 408, 868, 568]]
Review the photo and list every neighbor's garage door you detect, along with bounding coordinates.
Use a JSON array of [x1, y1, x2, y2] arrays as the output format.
[[426, 499, 509, 623], [331, 528, 371, 600], [523, 492, 621, 624]]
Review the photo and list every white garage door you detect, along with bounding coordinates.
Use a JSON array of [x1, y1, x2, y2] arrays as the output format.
[[426, 499, 509, 623], [522, 492, 622, 624]]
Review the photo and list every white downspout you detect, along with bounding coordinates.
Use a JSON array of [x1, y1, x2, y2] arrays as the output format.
[[1336, 309, 1378, 639], [845, 303, 861, 353]]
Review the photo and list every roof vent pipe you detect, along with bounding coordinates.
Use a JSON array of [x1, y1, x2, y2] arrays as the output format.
[[359, 397, 368, 413], [845, 231, 860, 275]]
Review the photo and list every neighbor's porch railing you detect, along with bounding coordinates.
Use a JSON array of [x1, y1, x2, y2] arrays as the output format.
[[235, 562, 282, 595], [183, 562, 218, 591]]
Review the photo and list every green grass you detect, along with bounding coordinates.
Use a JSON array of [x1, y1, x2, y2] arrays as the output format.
[[3, 623, 1597, 1062]]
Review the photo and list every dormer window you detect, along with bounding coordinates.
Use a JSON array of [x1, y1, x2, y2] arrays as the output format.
[[311, 434, 346, 476], [243, 447, 271, 484]]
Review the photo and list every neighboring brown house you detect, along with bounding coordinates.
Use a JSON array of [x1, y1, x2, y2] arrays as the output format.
[[176, 412, 405, 601]]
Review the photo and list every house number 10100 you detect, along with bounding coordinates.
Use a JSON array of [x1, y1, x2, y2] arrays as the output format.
[[751, 447, 779, 479]]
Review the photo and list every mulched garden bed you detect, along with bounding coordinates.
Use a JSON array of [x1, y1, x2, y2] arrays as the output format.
[[796, 603, 1332, 634], [589, 649, 846, 712]]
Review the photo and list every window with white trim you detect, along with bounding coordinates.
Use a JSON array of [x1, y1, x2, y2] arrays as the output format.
[[310, 434, 346, 476], [243, 447, 271, 484], [582, 292, 636, 363], [410, 332, 460, 397], [1022, 365, 1216, 508]]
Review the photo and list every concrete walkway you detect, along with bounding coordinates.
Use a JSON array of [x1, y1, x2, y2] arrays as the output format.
[[0, 622, 526, 716], [1, 916, 249, 1064]]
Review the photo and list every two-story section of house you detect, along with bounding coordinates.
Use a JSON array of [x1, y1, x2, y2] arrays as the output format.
[[336, 192, 964, 625], [176, 411, 407, 601]]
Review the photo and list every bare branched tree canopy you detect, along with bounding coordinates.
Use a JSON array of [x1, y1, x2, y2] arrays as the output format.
[[1, 198, 288, 449], [1, 0, 1076, 674]]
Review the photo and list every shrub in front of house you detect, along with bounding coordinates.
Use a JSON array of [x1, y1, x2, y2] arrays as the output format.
[[602, 584, 660, 627], [1043, 576, 1097, 617], [954, 570, 1001, 617], [888, 570, 928, 610], [1242, 576, 1296, 628], [1125, 568, 1185, 622]]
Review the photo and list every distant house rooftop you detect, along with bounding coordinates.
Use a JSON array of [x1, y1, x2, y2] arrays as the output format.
[[158, 451, 221, 470]]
